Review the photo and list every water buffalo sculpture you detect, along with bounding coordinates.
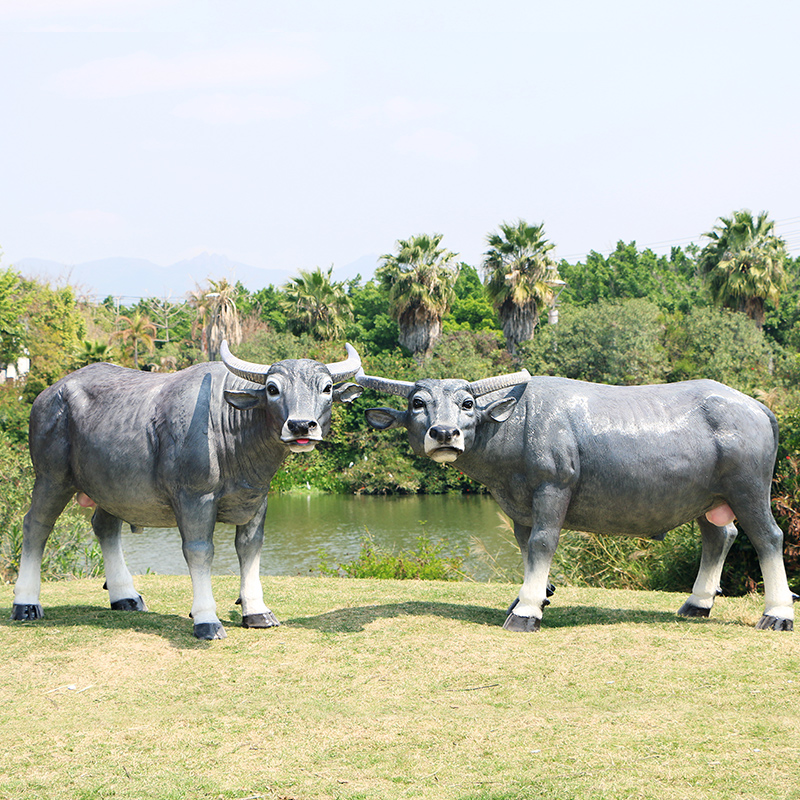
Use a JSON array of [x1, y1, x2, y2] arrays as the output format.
[[358, 369, 797, 632], [12, 342, 363, 639]]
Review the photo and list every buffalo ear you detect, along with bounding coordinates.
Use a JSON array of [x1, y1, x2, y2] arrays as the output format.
[[482, 396, 517, 423], [365, 407, 407, 431], [334, 382, 363, 403], [224, 387, 265, 411]]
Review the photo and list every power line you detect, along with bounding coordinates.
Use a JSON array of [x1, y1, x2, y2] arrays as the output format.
[[559, 215, 800, 262]]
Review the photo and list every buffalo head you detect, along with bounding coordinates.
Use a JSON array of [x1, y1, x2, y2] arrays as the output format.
[[222, 341, 363, 452], [358, 369, 530, 462]]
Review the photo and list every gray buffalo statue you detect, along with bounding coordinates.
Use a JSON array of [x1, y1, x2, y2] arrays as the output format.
[[12, 342, 363, 639], [357, 369, 797, 632]]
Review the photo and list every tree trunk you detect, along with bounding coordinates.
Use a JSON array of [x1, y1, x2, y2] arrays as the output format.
[[398, 317, 441, 362], [742, 296, 766, 330], [499, 301, 538, 354]]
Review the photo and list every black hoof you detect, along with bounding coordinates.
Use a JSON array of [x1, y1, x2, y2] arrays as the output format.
[[242, 611, 280, 629], [110, 595, 148, 612], [503, 612, 541, 632], [677, 601, 711, 618], [755, 615, 793, 631], [193, 622, 227, 640], [546, 581, 556, 597], [11, 603, 44, 621]]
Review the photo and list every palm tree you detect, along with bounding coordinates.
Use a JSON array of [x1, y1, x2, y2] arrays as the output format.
[[116, 313, 156, 368], [73, 339, 114, 369], [698, 209, 787, 329], [482, 219, 561, 354], [190, 278, 242, 360], [282, 266, 352, 340], [376, 233, 459, 361]]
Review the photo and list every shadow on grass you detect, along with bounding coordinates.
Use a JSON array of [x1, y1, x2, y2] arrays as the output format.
[[284, 600, 696, 633], [3, 598, 738, 644], [1, 604, 209, 650]]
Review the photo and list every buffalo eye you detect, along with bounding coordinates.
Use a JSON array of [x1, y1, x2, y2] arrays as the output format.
[[267, 383, 280, 397], [412, 397, 426, 410], [322, 383, 333, 394], [462, 398, 474, 410]]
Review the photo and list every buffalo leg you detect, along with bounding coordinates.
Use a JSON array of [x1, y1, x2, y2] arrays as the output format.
[[504, 484, 569, 632], [235, 495, 279, 629], [92, 507, 146, 611], [12, 479, 74, 620], [731, 499, 795, 630], [678, 517, 738, 619], [176, 497, 225, 640]]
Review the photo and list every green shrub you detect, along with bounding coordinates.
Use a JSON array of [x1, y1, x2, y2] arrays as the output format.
[[551, 524, 701, 593], [664, 306, 775, 391], [318, 534, 464, 580], [520, 299, 669, 386], [0, 431, 102, 583], [0, 384, 30, 445]]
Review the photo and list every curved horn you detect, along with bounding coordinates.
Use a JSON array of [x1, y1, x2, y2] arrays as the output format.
[[326, 343, 362, 382], [355, 371, 416, 398], [468, 369, 531, 397], [220, 340, 272, 385]]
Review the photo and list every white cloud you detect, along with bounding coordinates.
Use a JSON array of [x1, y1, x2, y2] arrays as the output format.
[[48, 46, 325, 99], [172, 93, 308, 125], [336, 95, 442, 131], [0, 0, 167, 32], [0, 0, 152, 17], [393, 128, 477, 162]]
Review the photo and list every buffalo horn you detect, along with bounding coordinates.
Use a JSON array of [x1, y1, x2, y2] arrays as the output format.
[[220, 340, 273, 384], [468, 369, 532, 397], [221, 340, 362, 385], [355, 371, 416, 398], [326, 343, 362, 382]]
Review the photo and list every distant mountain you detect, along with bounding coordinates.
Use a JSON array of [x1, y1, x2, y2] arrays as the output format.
[[14, 252, 379, 300]]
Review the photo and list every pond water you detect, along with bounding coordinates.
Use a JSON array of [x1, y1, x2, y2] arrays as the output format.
[[118, 493, 523, 582]]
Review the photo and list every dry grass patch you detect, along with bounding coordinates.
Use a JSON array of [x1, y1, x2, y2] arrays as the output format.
[[1, 575, 799, 800]]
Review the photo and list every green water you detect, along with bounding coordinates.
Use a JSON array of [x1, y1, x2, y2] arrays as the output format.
[[119, 493, 523, 582]]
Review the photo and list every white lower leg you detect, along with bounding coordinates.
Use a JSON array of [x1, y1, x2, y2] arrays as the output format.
[[514, 561, 552, 619], [686, 571, 720, 611], [238, 560, 268, 618], [188, 567, 220, 626], [762, 557, 795, 621], [13, 554, 43, 606], [99, 536, 139, 604]]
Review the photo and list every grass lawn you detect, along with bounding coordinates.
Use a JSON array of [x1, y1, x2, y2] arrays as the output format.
[[1, 575, 798, 800]]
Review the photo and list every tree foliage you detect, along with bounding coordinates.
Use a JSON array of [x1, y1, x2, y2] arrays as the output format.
[[73, 339, 115, 369], [520, 299, 669, 386], [115, 312, 157, 369], [444, 264, 498, 333], [482, 219, 561, 353], [559, 241, 704, 313], [698, 209, 787, 329], [663, 306, 775, 391], [21, 279, 87, 402], [0, 268, 29, 367], [377, 233, 459, 361], [282, 266, 352, 340]]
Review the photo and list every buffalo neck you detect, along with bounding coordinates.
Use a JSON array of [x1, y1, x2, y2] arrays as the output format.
[[219, 379, 288, 489]]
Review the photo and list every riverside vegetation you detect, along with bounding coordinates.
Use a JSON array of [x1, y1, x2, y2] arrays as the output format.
[[1, 212, 800, 596]]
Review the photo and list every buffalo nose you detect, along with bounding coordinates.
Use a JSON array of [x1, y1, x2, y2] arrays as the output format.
[[429, 425, 459, 443], [287, 419, 317, 435]]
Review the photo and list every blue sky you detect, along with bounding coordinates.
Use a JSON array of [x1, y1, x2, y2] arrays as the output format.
[[1, 0, 798, 291]]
